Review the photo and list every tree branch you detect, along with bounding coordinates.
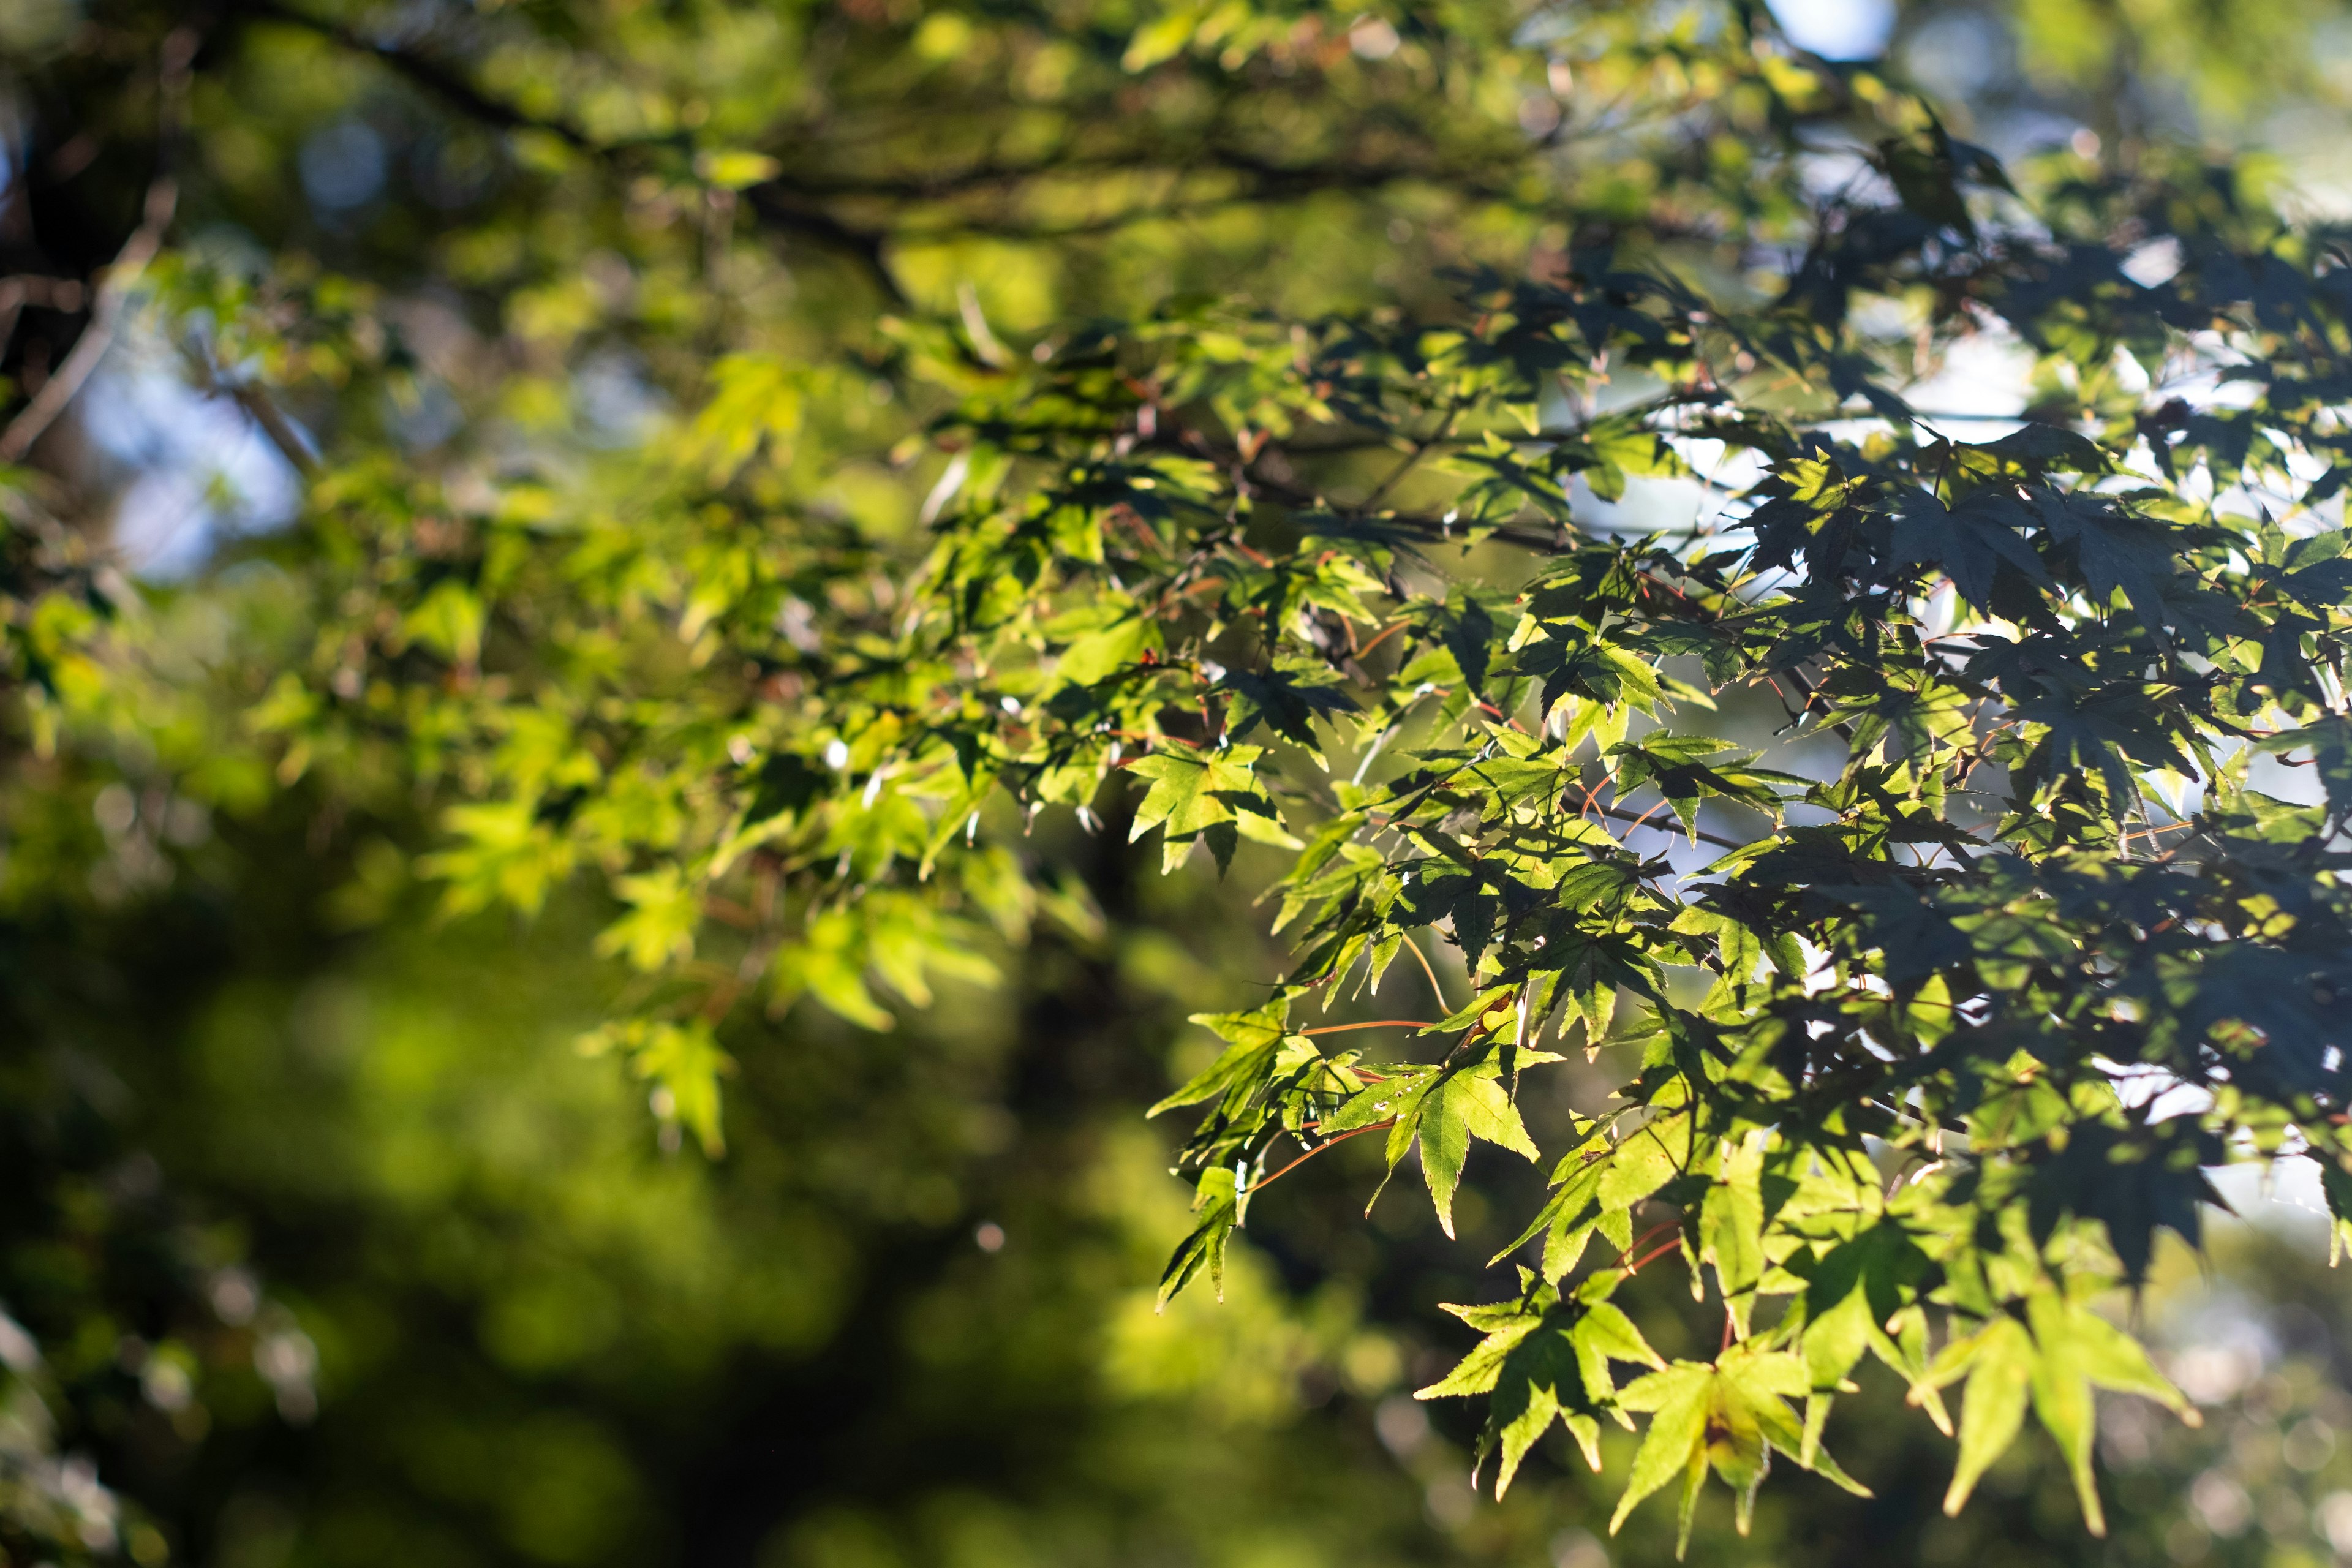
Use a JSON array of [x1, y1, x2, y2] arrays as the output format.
[[1246, 1120, 1394, 1194], [0, 181, 176, 465], [228, 0, 1530, 307], [236, 0, 605, 150], [1599, 803, 1749, 853], [233, 0, 910, 301], [0, 277, 88, 368], [0, 277, 88, 312]]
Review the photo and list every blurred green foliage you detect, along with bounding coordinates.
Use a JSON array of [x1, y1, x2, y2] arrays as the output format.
[[9, 1, 2352, 1566]]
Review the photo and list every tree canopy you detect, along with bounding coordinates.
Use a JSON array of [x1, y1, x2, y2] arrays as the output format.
[[10, 0, 2352, 1561]]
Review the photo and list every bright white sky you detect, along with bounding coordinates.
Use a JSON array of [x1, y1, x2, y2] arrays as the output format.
[[1765, 0, 1896, 59]]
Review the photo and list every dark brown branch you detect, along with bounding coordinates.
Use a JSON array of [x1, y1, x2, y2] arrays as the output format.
[[233, 0, 909, 302], [236, 0, 605, 151], [228, 2, 1548, 309], [767, 144, 1511, 203], [741, 185, 905, 307]]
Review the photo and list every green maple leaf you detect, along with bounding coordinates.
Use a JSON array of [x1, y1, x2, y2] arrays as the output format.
[[1594, 1103, 1694, 1217], [1496, 1133, 1614, 1280], [2019, 1117, 2226, 1287], [1888, 488, 2055, 612], [1126, 743, 1295, 873], [1820, 884, 1972, 987], [1216, 657, 1358, 762], [1416, 1268, 1665, 1496], [1150, 1003, 1289, 1112], [1697, 1129, 1766, 1333], [1931, 1286, 2198, 1534], [2033, 489, 2180, 644], [1966, 423, 2103, 473], [1414, 1060, 1545, 1237], [1157, 1166, 1240, 1309], [1605, 733, 1801, 840], [2009, 680, 2193, 805], [1531, 925, 1651, 1044], [1613, 1343, 1869, 1557], [1320, 1047, 1551, 1237], [1786, 1221, 1948, 1458], [1496, 1100, 1694, 1280], [1824, 668, 1975, 769]]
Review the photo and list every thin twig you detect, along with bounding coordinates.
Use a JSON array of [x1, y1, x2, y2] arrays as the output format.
[[1, 26, 192, 464], [1618, 1238, 1683, 1276], [1599, 802, 1748, 852], [1615, 1219, 1678, 1267], [228, 384, 320, 477], [1354, 619, 1409, 663], [240, 0, 598, 147], [1402, 930, 1451, 1011], [1247, 1120, 1395, 1193], [0, 277, 88, 368], [0, 179, 176, 464], [0, 278, 88, 311], [1362, 405, 1460, 513]]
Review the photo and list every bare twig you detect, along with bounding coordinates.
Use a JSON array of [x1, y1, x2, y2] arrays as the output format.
[[1361, 405, 1461, 513], [1621, 1236, 1684, 1276], [175, 328, 322, 478], [0, 180, 178, 464], [238, 0, 602, 151], [1246, 1119, 1394, 1194], [1402, 930, 1451, 1011], [1615, 1218, 1678, 1267], [0, 277, 87, 371], [227, 385, 320, 478], [1593, 801, 1750, 852], [0, 279, 88, 312], [1, 26, 196, 465], [236, 0, 913, 302]]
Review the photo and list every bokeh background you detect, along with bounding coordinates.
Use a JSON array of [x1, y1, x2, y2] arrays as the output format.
[[7, 1, 2352, 1566]]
